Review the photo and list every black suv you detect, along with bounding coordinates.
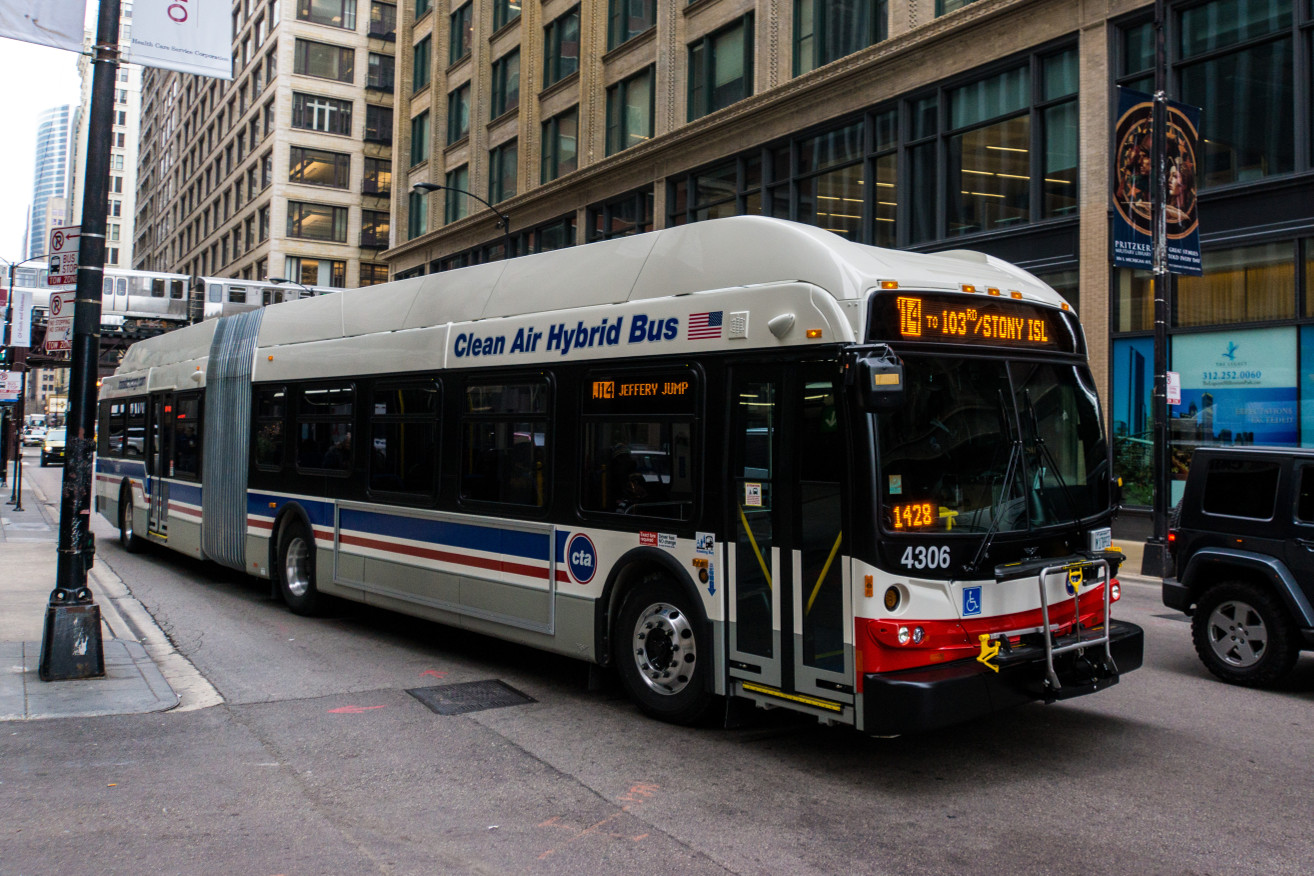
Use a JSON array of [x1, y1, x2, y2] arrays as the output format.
[[1164, 446, 1314, 687]]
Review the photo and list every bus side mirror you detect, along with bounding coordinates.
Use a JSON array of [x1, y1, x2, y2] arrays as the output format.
[[856, 352, 905, 410]]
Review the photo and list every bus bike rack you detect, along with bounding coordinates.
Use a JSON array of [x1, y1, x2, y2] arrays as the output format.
[[1034, 557, 1116, 694]]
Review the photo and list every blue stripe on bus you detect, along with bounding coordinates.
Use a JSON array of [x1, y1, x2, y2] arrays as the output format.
[[96, 458, 147, 476], [168, 482, 203, 505], [340, 507, 557, 561], [248, 492, 336, 528]]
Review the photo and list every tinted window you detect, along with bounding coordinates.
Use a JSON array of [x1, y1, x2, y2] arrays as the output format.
[[460, 379, 550, 506], [297, 385, 355, 473], [254, 387, 286, 470], [1202, 458, 1280, 520], [369, 381, 440, 499]]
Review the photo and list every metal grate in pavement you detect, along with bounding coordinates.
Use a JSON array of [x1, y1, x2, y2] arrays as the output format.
[[407, 680, 536, 715]]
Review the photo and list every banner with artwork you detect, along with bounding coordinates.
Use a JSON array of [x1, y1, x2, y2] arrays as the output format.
[[128, 0, 233, 80], [1112, 87, 1202, 276]]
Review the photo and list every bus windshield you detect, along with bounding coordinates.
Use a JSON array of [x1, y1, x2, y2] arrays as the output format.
[[876, 354, 1108, 534]]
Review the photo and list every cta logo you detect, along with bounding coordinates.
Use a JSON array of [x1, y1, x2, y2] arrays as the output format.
[[567, 533, 597, 584]]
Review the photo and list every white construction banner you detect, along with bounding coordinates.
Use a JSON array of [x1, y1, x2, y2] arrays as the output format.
[[10, 289, 32, 348], [1, 371, 22, 401], [128, 0, 233, 80], [0, 2, 85, 53]]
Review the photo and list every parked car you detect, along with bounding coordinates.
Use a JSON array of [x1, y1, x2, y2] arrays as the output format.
[[23, 425, 46, 447], [40, 428, 66, 467], [1164, 446, 1314, 687]]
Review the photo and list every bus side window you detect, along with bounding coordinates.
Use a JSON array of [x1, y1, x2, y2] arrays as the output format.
[[368, 381, 440, 501], [459, 379, 551, 507], [253, 386, 287, 470]]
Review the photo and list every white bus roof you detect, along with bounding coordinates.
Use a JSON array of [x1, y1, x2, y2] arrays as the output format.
[[106, 217, 1066, 389]]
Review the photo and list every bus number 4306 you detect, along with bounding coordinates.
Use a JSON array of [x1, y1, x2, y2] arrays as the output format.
[[901, 545, 951, 570]]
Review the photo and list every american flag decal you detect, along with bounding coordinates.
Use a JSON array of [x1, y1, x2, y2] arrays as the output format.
[[688, 311, 723, 340]]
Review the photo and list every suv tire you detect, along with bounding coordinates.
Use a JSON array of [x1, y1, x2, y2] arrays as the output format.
[[1191, 581, 1299, 688]]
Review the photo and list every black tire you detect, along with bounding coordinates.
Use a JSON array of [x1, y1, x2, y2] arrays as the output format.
[[118, 487, 144, 553], [39, 455, 48, 467], [613, 576, 714, 725], [276, 519, 322, 616], [1191, 581, 1299, 688]]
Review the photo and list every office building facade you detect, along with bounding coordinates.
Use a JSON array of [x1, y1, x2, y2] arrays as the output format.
[[25, 105, 75, 260], [134, 0, 398, 289], [383, 0, 1314, 507]]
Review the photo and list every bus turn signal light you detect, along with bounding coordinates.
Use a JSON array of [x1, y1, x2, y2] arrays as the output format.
[[806, 329, 823, 339]]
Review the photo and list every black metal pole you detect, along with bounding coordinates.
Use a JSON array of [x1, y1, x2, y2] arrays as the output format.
[[39, 0, 120, 681], [1141, 0, 1173, 578]]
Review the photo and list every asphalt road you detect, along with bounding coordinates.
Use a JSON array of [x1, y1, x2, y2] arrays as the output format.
[[4, 458, 1313, 875]]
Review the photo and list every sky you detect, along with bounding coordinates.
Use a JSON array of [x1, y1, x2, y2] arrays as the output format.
[[0, 26, 89, 262]]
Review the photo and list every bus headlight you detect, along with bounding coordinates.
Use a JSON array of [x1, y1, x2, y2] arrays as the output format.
[[898, 626, 911, 644], [896, 625, 925, 645]]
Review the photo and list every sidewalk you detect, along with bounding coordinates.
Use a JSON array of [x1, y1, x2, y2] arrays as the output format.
[[1, 456, 219, 721]]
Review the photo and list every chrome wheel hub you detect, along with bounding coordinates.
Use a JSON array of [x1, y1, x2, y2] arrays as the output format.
[[284, 536, 312, 598], [632, 602, 696, 696]]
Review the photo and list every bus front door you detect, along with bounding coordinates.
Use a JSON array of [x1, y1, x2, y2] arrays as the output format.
[[727, 362, 853, 714], [148, 393, 174, 539]]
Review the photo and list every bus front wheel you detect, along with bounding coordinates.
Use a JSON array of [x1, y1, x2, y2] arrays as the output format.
[[614, 577, 713, 725], [277, 520, 322, 616], [118, 487, 144, 553]]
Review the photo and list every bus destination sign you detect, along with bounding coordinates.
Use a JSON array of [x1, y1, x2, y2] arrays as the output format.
[[584, 370, 696, 416], [868, 292, 1078, 354]]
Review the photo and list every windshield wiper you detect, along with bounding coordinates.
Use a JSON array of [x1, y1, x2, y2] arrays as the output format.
[[1022, 388, 1080, 529], [966, 390, 1022, 575]]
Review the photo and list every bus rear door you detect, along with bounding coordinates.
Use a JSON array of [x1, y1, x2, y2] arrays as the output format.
[[726, 361, 853, 719], [148, 393, 175, 539]]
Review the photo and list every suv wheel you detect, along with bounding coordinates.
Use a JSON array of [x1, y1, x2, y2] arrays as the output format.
[[1191, 581, 1299, 688]]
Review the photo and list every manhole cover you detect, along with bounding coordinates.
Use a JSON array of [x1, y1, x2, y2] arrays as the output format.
[[407, 680, 536, 715]]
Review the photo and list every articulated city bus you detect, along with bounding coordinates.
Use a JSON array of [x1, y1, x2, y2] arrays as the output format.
[[94, 217, 1142, 735]]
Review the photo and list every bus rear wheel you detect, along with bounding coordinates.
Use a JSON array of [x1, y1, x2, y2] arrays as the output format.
[[118, 487, 144, 553], [277, 520, 322, 616], [614, 577, 713, 725]]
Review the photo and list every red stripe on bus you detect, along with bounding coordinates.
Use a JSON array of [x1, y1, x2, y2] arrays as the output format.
[[338, 532, 563, 582]]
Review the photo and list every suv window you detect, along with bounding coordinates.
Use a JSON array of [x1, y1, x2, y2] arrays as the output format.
[[1296, 464, 1314, 522], [1202, 458, 1279, 520]]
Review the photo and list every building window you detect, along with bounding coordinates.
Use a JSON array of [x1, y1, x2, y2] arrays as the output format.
[[361, 209, 390, 247], [408, 189, 428, 238], [286, 256, 348, 287], [668, 156, 761, 227], [292, 92, 353, 135], [364, 157, 392, 194], [490, 49, 520, 119], [447, 83, 470, 143], [795, 0, 887, 76], [607, 0, 654, 50], [606, 66, 653, 156], [369, 1, 396, 39], [367, 53, 395, 89], [493, 0, 520, 30], [258, 205, 270, 240], [365, 104, 393, 142], [450, 3, 473, 63], [588, 188, 654, 241], [1176, 0, 1296, 187], [410, 110, 430, 165], [489, 140, 517, 204], [287, 201, 349, 242], [413, 35, 431, 91], [541, 107, 578, 182], [289, 146, 351, 188], [936, 0, 978, 13], [296, 0, 357, 30], [360, 263, 389, 285], [688, 15, 753, 121], [415, 0, 431, 18], [294, 39, 355, 82], [543, 7, 580, 88], [444, 165, 470, 223]]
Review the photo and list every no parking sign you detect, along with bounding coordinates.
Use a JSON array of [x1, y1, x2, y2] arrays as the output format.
[[45, 290, 75, 353]]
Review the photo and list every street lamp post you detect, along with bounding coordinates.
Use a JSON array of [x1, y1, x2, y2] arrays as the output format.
[[410, 183, 512, 259], [2, 254, 51, 512]]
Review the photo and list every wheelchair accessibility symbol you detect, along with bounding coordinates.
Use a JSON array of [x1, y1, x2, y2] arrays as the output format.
[[962, 585, 983, 617]]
